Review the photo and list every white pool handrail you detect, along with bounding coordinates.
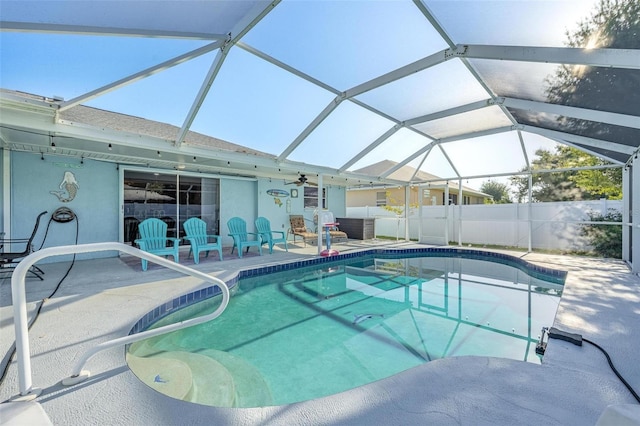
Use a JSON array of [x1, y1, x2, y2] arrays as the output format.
[[11, 242, 230, 400]]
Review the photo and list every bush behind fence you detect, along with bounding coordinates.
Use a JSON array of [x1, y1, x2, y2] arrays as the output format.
[[347, 199, 622, 252]]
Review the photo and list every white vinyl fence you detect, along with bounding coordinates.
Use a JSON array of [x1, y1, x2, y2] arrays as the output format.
[[347, 199, 622, 252]]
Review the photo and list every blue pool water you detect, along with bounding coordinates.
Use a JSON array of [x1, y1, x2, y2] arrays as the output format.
[[127, 251, 564, 408]]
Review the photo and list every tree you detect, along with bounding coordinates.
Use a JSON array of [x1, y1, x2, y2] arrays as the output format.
[[547, 0, 640, 114], [509, 0, 632, 203], [510, 145, 622, 202], [480, 180, 512, 204]]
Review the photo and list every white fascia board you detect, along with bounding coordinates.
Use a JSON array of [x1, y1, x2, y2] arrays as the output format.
[[0, 103, 59, 134], [59, 41, 224, 113], [461, 45, 640, 70], [0, 21, 226, 40], [0, 92, 58, 114], [503, 97, 640, 129], [523, 125, 637, 156]]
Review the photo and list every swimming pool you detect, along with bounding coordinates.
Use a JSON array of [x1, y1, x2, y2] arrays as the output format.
[[127, 249, 564, 408]]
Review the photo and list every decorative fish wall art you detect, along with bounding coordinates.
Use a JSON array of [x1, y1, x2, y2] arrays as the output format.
[[266, 189, 289, 207]]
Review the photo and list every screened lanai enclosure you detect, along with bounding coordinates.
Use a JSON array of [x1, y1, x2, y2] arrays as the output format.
[[0, 0, 639, 271]]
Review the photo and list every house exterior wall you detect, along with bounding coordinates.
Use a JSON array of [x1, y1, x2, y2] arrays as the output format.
[[2, 151, 351, 261], [347, 186, 486, 208], [256, 179, 346, 235], [10, 151, 119, 261], [220, 178, 258, 247]]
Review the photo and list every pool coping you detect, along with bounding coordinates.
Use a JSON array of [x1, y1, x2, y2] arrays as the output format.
[[2, 244, 639, 425]]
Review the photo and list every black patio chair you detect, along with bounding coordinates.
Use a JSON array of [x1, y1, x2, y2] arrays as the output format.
[[0, 211, 48, 280]]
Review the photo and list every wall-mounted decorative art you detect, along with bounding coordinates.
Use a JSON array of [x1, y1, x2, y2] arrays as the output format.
[[50, 171, 79, 203]]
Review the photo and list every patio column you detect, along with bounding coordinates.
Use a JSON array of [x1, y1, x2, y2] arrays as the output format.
[[458, 178, 463, 246], [2, 149, 10, 239], [317, 174, 323, 255], [444, 182, 449, 245], [626, 159, 640, 274], [404, 185, 410, 241], [528, 173, 533, 252]]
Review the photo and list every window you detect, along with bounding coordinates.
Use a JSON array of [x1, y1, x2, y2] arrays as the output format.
[[123, 170, 219, 243], [444, 194, 458, 205], [304, 186, 326, 209], [376, 191, 387, 206]]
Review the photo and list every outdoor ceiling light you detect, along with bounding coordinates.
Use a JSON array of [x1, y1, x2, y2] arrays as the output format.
[[193, 156, 196, 162], [50, 141, 56, 151], [157, 151, 162, 158], [108, 143, 112, 150]]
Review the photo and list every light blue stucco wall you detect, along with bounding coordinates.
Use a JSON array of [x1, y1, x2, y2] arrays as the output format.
[[219, 178, 258, 247], [4, 152, 349, 260], [256, 179, 346, 235], [10, 151, 119, 260]]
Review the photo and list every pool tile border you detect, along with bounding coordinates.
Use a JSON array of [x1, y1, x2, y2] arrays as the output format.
[[130, 247, 567, 335]]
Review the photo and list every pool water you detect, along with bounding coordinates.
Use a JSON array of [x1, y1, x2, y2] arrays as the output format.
[[127, 253, 563, 408]]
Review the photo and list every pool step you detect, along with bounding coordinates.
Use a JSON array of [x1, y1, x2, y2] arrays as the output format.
[[199, 349, 273, 407], [126, 352, 193, 401], [127, 349, 236, 406], [128, 339, 272, 407]]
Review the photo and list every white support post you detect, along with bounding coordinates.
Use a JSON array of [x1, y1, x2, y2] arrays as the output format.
[[622, 166, 630, 264], [404, 185, 410, 241], [317, 175, 323, 255], [418, 185, 423, 243], [444, 182, 450, 245], [458, 178, 463, 246], [631, 161, 640, 274], [2, 149, 10, 239], [528, 174, 533, 252]]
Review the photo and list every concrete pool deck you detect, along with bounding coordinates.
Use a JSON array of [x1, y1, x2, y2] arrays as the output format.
[[1, 240, 639, 425]]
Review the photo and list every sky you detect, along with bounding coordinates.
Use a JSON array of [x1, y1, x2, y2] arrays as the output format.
[[0, 0, 600, 190]]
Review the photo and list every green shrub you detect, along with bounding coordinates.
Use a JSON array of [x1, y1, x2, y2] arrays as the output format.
[[580, 209, 622, 258]]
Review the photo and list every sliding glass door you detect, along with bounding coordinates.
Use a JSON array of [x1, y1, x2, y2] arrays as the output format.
[[123, 170, 219, 244]]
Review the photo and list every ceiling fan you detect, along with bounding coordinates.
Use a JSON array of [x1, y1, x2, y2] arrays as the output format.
[[285, 174, 317, 186]]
